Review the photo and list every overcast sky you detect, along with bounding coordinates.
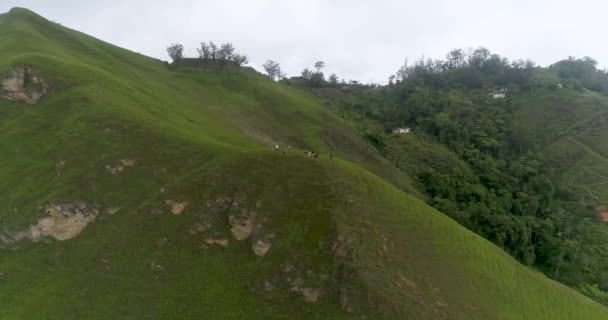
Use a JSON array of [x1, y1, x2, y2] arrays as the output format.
[[1, 0, 606, 83]]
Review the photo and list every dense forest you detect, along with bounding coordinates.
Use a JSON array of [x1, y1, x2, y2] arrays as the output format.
[[300, 48, 608, 304]]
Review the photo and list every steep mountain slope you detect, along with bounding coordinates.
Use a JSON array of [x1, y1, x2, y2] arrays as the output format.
[[1, 7, 607, 319], [513, 88, 608, 301]]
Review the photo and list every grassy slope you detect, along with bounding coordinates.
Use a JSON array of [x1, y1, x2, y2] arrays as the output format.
[[0, 7, 607, 319]]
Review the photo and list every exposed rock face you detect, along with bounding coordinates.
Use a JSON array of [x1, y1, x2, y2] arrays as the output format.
[[252, 233, 275, 256], [189, 222, 211, 235], [106, 207, 121, 215], [204, 235, 229, 248], [165, 200, 189, 215], [119, 159, 136, 167], [105, 159, 136, 174], [228, 209, 256, 240], [27, 201, 99, 241], [1, 65, 48, 104], [290, 286, 322, 303]]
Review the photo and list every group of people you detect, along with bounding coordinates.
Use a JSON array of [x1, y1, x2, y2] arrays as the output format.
[[272, 143, 333, 160], [304, 149, 319, 158], [273, 144, 292, 154]]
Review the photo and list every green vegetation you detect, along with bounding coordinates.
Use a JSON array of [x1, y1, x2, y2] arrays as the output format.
[[0, 7, 607, 319], [308, 47, 608, 305]]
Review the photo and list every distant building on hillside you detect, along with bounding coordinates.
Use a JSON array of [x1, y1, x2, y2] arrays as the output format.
[[489, 88, 507, 99], [392, 127, 411, 134], [557, 83, 564, 89]]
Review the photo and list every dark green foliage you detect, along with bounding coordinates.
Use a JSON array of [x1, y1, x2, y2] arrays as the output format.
[[551, 56, 608, 94], [166, 43, 184, 62], [320, 47, 608, 305]]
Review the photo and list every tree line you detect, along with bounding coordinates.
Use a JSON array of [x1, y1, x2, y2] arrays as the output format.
[[166, 42, 248, 67], [167, 43, 346, 85], [262, 59, 339, 86]]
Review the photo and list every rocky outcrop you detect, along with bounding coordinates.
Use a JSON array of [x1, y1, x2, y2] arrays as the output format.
[[290, 286, 322, 304], [28, 201, 99, 241], [203, 235, 229, 248], [165, 200, 189, 215], [228, 209, 256, 240], [1, 65, 48, 104], [252, 233, 275, 256], [105, 159, 136, 174]]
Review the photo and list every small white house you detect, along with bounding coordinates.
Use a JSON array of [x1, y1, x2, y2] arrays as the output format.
[[489, 88, 507, 99], [557, 83, 564, 89], [393, 127, 411, 134]]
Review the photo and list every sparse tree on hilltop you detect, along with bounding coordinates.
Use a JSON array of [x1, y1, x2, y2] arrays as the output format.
[[217, 43, 236, 69], [310, 71, 325, 87], [209, 41, 217, 60], [301, 68, 313, 80], [314, 61, 325, 73], [217, 43, 235, 61], [329, 73, 338, 86], [198, 41, 248, 69], [167, 43, 184, 62], [197, 42, 211, 59], [233, 54, 249, 66], [263, 60, 283, 81]]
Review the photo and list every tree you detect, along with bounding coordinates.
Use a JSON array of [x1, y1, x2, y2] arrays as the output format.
[[209, 41, 217, 60], [310, 72, 325, 87], [217, 43, 235, 69], [329, 73, 339, 86], [217, 43, 235, 61], [301, 68, 313, 80], [263, 60, 283, 81], [233, 54, 249, 66], [314, 61, 325, 73], [278, 69, 286, 80], [198, 41, 248, 69], [167, 43, 184, 62], [396, 59, 409, 80], [446, 49, 466, 69], [197, 42, 211, 59]]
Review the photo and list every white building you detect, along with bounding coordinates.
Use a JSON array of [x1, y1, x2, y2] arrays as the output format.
[[393, 127, 411, 134], [489, 88, 507, 99]]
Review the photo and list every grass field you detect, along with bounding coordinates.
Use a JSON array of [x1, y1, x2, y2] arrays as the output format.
[[1, 7, 607, 319]]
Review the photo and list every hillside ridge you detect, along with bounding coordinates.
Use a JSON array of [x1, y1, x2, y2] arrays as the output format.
[[0, 7, 607, 319]]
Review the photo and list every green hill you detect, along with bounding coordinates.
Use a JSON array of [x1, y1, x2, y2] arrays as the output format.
[[1, 7, 607, 319]]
